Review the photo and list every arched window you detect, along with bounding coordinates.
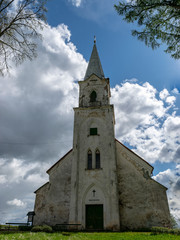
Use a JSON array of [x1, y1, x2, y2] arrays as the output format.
[[87, 150, 92, 169], [90, 91, 97, 102], [95, 149, 100, 169]]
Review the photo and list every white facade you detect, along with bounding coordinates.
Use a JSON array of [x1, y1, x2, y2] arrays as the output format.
[[33, 42, 171, 230], [69, 73, 120, 230]]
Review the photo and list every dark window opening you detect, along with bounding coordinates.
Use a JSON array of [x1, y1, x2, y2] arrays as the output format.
[[96, 149, 100, 169], [87, 150, 92, 169], [90, 91, 97, 102], [90, 128, 97, 135]]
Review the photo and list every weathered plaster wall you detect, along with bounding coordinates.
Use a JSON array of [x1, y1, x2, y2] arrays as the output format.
[[33, 182, 50, 225], [34, 151, 72, 226], [69, 104, 120, 230], [116, 140, 171, 230], [78, 74, 110, 107]]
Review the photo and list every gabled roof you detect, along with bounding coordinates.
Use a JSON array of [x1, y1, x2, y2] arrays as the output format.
[[84, 42, 104, 80], [115, 138, 154, 173], [46, 149, 73, 174]]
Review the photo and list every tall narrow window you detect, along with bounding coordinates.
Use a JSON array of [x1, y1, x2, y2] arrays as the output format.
[[90, 91, 97, 102], [87, 150, 92, 169], [96, 149, 100, 169]]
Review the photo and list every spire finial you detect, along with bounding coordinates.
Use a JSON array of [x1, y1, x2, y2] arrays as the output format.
[[84, 37, 104, 80], [94, 35, 96, 44]]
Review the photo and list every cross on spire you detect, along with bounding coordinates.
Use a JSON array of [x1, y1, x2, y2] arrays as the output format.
[[94, 36, 96, 44]]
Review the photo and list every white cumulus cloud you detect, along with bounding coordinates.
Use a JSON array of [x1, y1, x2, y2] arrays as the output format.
[[0, 21, 179, 227], [70, 0, 82, 7], [0, 175, 7, 184], [7, 199, 26, 208], [172, 88, 179, 95], [153, 166, 180, 226], [159, 88, 169, 100], [0, 22, 86, 224], [111, 81, 180, 164]]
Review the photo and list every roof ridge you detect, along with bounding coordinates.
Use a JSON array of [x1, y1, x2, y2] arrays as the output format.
[[46, 149, 73, 174], [115, 138, 154, 171]]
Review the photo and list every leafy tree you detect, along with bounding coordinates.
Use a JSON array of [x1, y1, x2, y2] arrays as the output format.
[[0, 0, 47, 74], [114, 0, 180, 59], [170, 214, 178, 229]]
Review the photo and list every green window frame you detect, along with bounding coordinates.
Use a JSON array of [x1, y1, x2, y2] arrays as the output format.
[[90, 128, 97, 135]]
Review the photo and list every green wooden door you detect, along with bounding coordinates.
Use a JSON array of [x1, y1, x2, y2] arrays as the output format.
[[86, 204, 103, 230]]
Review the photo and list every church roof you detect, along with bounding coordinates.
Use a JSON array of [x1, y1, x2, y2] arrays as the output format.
[[46, 149, 73, 174], [115, 139, 154, 173], [34, 182, 49, 193], [84, 41, 105, 80]]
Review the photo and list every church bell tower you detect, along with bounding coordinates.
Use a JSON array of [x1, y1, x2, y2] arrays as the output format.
[[69, 40, 120, 230]]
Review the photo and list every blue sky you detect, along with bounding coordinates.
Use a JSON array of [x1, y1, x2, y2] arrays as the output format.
[[0, 0, 180, 226], [45, 0, 180, 175], [46, 0, 180, 92]]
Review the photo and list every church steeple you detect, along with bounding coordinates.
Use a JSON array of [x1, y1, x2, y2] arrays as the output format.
[[84, 39, 105, 80]]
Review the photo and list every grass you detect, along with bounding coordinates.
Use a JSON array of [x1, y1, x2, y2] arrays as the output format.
[[0, 232, 180, 240]]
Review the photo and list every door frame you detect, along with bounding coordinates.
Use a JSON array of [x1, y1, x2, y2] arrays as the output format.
[[85, 204, 104, 230]]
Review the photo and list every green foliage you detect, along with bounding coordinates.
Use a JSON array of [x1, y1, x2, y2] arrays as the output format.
[[151, 226, 180, 235], [174, 229, 180, 235], [41, 225, 53, 233], [170, 214, 179, 229], [0, 224, 19, 231], [151, 226, 170, 233], [31, 225, 53, 233], [114, 0, 180, 59]]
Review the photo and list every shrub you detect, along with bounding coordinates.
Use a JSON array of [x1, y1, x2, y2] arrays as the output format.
[[41, 225, 53, 233], [151, 226, 169, 233], [31, 225, 43, 232], [170, 214, 178, 229], [151, 226, 180, 235], [31, 225, 53, 233], [173, 229, 180, 235]]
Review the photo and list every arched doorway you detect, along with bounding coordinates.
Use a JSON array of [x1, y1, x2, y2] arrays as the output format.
[[83, 185, 105, 230]]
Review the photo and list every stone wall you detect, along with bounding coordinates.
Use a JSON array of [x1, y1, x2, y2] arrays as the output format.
[[69, 104, 120, 230], [33, 151, 72, 226], [78, 74, 110, 107], [116, 140, 171, 230]]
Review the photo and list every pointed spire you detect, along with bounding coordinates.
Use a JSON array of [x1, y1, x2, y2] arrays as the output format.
[[84, 37, 104, 80]]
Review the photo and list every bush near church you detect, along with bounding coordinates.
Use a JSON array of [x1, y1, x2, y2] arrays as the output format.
[[31, 225, 53, 233]]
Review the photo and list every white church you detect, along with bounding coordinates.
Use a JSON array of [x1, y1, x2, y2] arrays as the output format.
[[33, 41, 171, 230]]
